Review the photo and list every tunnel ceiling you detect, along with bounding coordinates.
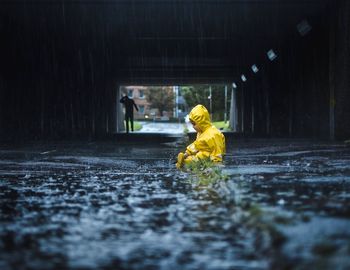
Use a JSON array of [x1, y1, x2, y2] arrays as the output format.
[[0, 0, 329, 84]]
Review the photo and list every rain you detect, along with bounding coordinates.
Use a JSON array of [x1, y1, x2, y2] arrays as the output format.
[[1, 1, 350, 270]]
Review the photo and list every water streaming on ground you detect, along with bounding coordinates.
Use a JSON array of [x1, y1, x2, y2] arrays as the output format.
[[0, 140, 349, 269]]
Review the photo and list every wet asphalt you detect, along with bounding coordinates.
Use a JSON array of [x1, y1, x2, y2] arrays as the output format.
[[0, 137, 350, 270], [136, 121, 192, 133]]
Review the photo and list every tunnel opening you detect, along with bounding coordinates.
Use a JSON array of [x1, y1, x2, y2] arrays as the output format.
[[116, 84, 234, 137]]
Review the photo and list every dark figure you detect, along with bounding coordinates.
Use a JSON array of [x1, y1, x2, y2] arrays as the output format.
[[120, 95, 139, 133]]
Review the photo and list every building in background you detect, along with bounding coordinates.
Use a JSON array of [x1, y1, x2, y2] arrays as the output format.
[[121, 86, 175, 120]]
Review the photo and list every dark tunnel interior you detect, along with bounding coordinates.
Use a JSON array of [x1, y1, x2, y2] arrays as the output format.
[[0, 0, 349, 141]]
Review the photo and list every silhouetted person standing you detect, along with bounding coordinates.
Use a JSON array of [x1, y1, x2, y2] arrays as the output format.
[[120, 95, 139, 133]]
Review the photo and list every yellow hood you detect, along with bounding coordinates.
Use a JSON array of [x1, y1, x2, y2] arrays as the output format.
[[189, 104, 211, 132]]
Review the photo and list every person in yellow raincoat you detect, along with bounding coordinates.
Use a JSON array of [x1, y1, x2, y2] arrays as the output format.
[[176, 104, 226, 169]]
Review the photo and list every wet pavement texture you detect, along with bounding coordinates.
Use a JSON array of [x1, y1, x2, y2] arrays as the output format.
[[137, 121, 190, 134], [136, 121, 196, 134], [0, 139, 350, 270]]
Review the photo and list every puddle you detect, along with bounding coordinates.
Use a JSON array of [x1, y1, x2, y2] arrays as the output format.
[[0, 140, 349, 269]]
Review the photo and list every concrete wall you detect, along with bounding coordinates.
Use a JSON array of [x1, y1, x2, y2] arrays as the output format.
[[330, 0, 350, 140], [0, 68, 117, 140], [233, 0, 350, 140]]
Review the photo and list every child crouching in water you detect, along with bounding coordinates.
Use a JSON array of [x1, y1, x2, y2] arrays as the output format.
[[176, 104, 226, 169]]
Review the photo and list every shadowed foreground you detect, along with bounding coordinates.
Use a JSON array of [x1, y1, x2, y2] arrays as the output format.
[[0, 139, 349, 269]]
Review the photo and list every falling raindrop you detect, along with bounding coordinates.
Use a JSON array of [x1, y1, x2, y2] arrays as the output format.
[[277, 199, 286, 206]]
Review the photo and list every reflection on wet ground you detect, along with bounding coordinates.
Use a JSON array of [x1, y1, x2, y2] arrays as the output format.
[[0, 139, 349, 269]]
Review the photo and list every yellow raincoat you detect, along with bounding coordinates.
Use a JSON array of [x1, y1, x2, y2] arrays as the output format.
[[176, 105, 226, 169]]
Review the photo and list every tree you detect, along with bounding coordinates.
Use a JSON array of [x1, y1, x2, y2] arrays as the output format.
[[181, 85, 230, 121], [181, 85, 210, 109], [146, 86, 174, 116]]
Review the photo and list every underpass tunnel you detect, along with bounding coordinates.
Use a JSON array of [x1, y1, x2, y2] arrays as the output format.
[[0, 0, 349, 141]]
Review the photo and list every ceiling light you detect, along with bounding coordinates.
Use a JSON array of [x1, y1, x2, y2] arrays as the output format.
[[267, 49, 277, 61], [251, 64, 259, 73]]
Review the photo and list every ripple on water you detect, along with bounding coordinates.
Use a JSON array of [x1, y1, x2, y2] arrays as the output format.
[[1, 142, 350, 269]]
